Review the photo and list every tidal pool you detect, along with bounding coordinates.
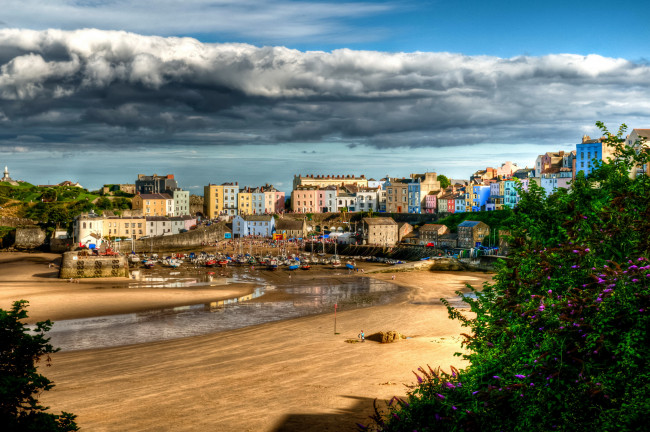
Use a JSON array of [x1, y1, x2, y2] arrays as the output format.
[[48, 276, 402, 351]]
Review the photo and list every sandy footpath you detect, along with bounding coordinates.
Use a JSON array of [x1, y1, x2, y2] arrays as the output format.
[[1, 252, 492, 431]]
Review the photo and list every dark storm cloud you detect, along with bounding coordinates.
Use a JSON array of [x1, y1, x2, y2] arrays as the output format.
[[1, 28, 650, 151]]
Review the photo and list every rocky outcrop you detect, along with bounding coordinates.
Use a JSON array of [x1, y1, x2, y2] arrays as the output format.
[[13, 226, 46, 250], [367, 331, 405, 343]]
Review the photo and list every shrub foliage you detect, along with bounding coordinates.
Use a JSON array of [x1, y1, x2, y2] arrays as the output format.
[[0, 301, 78, 431], [363, 123, 650, 431]]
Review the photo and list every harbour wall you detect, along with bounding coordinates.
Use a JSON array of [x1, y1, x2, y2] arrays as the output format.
[[113, 222, 231, 253], [59, 251, 130, 279]]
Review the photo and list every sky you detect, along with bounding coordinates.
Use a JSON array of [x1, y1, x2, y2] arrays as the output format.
[[1, 0, 649, 193]]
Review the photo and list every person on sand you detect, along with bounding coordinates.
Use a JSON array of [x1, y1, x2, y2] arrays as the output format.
[[358, 330, 365, 342], [391, 274, 395, 280]]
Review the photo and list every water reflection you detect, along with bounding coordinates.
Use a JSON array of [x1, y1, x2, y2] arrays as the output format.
[[49, 278, 401, 352]]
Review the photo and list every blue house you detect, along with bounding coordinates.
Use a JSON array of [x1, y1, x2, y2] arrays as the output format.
[[407, 181, 421, 213], [471, 185, 490, 212], [232, 214, 275, 237]]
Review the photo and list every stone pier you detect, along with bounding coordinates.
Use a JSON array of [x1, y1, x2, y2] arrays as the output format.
[[59, 251, 130, 279]]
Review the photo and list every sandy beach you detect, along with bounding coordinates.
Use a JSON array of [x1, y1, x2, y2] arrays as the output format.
[[0, 252, 492, 431]]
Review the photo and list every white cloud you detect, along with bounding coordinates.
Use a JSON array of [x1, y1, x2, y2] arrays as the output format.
[[0, 29, 649, 150], [0, 0, 394, 43]]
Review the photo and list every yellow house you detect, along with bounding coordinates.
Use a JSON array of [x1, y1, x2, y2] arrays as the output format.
[[132, 193, 173, 216], [204, 184, 224, 219], [237, 189, 253, 215], [103, 216, 147, 239]]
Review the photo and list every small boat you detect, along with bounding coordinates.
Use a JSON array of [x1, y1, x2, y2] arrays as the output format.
[[218, 260, 229, 267], [205, 259, 217, 268], [300, 264, 311, 270], [345, 262, 356, 270], [143, 260, 156, 269]]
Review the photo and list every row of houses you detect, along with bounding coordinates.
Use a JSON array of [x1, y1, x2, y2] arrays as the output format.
[[229, 213, 492, 250], [74, 212, 197, 246], [287, 128, 649, 215], [203, 183, 286, 219]]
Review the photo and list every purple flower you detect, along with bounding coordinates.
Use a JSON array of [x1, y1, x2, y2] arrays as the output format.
[[472, 391, 479, 395], [493, 376, 501, 380], [436, 393, 445, 399], [585, 248, 590, 252], [572, 250, 579, 253], [445, 382, 456, 389], [515, 374, 526, 379], [548, 289, 552, 294], [452, 406, 457, 410], [529, 383, 535, 387]]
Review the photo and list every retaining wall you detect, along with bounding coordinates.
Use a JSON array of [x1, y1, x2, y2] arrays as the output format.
[[59, 251, 129, 279], [0, 217, 37, 227], [113, 222, 230, 253]]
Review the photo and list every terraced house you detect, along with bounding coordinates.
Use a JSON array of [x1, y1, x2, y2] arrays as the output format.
[[132, 193, 174, 216], [457, 220, 490, 248]]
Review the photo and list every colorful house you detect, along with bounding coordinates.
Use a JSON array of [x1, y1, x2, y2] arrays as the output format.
[[132, 193, 174, 216]]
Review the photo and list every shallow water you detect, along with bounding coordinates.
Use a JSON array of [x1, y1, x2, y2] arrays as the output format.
[[48, 272, 402, 352]]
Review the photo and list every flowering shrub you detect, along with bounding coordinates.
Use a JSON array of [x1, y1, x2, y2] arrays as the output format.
[[362, 123, 650, 431]]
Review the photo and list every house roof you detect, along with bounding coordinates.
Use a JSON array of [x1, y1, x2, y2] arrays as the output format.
[[419, 224, 448, 232], [146, 216, 169, 222], [138, 193, 172, 200], [632, 129, 650, 139], [458, 220, 482, 228], [276, 219, 305, 230], [363, 217, 397, 226], [243, 215, 274, 222]]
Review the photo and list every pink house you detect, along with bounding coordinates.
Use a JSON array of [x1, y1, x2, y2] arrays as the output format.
[[423, 194, 437, 213], [291, 188, 320, 213]]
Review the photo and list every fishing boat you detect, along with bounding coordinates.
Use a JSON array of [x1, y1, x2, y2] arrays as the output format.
[[218, 259, 229, 267], [345, 261, 356, 270], [205, 259, 217, 268], [287, 260, 300, 270], [267, 259, 278, 270], [300, 264, 311, 270]]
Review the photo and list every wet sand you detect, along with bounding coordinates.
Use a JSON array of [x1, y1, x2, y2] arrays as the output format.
[[0, 253, 257, 322], [0, 252, 492, 431]]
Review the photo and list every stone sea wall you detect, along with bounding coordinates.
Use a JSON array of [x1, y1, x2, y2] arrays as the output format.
[[113, 222, 230, 253], [59, 251, 129, 279]]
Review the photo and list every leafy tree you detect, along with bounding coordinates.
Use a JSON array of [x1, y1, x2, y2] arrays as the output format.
[[438, 174, 450, 189], [40, 189, 57, 203], [0, 301, 78, 431], [112, 197, 131, 210], [95, 196, 113, 210], [364, 123, 650, 431]]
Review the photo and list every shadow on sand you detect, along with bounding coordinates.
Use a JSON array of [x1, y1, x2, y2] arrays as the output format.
[[272, 395, 388, 432]]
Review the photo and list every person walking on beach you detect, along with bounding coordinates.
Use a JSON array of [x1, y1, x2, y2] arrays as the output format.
[[358, 330, 365, 342]]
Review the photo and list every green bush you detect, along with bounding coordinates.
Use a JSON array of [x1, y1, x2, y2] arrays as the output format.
[[0, 301, 78, 431], [363, 123, 650, 431]]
